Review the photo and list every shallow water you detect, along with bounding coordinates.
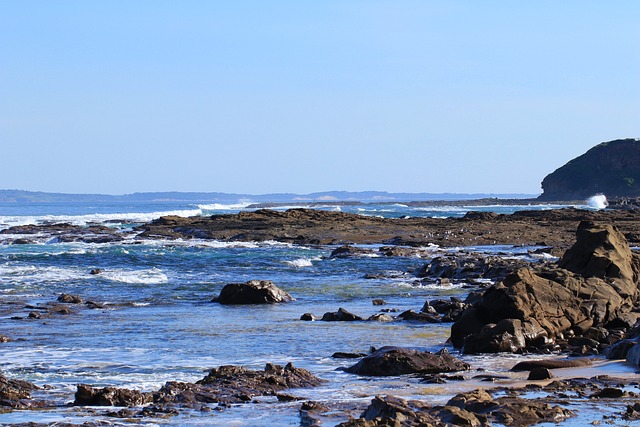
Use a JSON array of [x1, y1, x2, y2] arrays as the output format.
[[0, 200, 627, 425]]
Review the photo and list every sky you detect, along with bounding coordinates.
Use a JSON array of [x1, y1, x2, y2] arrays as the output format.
[[1, 1, 639, 196]]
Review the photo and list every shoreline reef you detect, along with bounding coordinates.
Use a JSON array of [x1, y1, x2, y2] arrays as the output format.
[[3, 206, 640, 425]]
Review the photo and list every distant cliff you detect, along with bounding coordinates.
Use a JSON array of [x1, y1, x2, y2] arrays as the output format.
[[539, 138, 640, 201]]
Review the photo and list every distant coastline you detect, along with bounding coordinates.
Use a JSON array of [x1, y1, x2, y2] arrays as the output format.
[[0, 189, 539, 204]]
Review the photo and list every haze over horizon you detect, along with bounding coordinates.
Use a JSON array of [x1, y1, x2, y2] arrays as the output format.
[[2, 2, 638, 195]]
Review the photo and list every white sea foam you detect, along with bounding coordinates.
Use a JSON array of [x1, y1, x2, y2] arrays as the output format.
[[197, 202, 253, 211], [101, 268, 168, 284], [284, 258, 316, 268], [0, 264, 85, 284], [0, 209, 202, 231], [586, 194, 608, 210]]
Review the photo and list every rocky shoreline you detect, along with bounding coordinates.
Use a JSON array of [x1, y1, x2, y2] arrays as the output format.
[[3, 207, 640, 425], [5, 206, 640, 252]]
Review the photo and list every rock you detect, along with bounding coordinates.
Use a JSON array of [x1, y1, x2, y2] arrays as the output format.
[[527, 367, 553, 380], [321, 308, 364, 321], [300, 313, 316, 321], [153, 363, 324, 406], [605, 339, 637, 360], [539, 138, 640, 200], [343, 346, 469, 376], [332, 352, 367, 359], [90, 268, 102, 275], [625, 343, 640, 367], [367, 313, 393, 322], [0, 374, 41, 408], [398, 310, 441, 323], [329, 245, 375, 258], [462, 319, 527, 354], [371, 299, 386, 306], [436, 405, 482, 426], [592, 387, 626, 398], [212, 280, 294, 304], [511, 358, 593, 371], [336, 395, 439, 427], [300, 401, 330, 427], [58, 293, 83, 303], [75, 384, 152, 406], [339, 389, 575, 427], [451, 222, 640, 354]]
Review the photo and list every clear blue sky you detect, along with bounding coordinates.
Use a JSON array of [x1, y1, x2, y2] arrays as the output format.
[[2, 1, 638, 195]]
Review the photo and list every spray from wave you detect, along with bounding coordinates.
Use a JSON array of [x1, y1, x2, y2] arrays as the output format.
[[586, 194, 608, 210]]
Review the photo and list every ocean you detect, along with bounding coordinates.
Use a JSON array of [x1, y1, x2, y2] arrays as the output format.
[[0, 199, 631, 425]]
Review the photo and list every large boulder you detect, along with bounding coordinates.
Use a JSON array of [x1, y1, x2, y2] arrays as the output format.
[[212, 280, 294, 304], [451, 222, 640, 353], [343, 347, 469, 376]]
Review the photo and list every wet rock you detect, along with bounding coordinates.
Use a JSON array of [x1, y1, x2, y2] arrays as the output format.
[[606, 338, 637, 360], [419, 254, 532, 282], [154, 363, 324, 406], [371, 299, 385, 306], [321, 308, 364, 321], [367, 313, 393, 322], [462, 319, 527, 354], [58, 294, 83, 303], [343, 347, 469, 376], [300, 313, 317, 321], [398, 310, 441, 323], [300, 401, 330, 427], [339, 390, 575, 427], [330, 245, 375, 258], [377, 246, 427, 257], [0, 374, 41, 408], [511, 358, 593, 371], [85, 300, 105, 309], [75, 384, 153, 406], [212, 280, 294, 304], [90, 268, 102, 275], [423, 297, 468, 322], [527, 367, 553, 380], [592, 387, 626, 398], [332, 352, 367, 359], [437, 405, 482, 426], [337, 395, 439, 427]]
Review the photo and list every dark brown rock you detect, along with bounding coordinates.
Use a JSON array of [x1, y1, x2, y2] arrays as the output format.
[[343, 347, 469, 376], [527, 367, 553, 380], [154, 363, 324, 406], [75, 384, 152, 406], [58, 294, 83, 303], [451, 222, 640, 354], [511, 358, 593, 371], [212, 280, 294, 304], [0, 374, 41, 408], [321, 308, 364, 321]]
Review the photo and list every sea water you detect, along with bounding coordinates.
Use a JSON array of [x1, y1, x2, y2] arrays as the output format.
[[0, 200, 628, 426]]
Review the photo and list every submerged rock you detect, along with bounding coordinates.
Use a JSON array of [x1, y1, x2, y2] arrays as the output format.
[[343, 346, 469, 376], [212, 280, 294, 304]]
